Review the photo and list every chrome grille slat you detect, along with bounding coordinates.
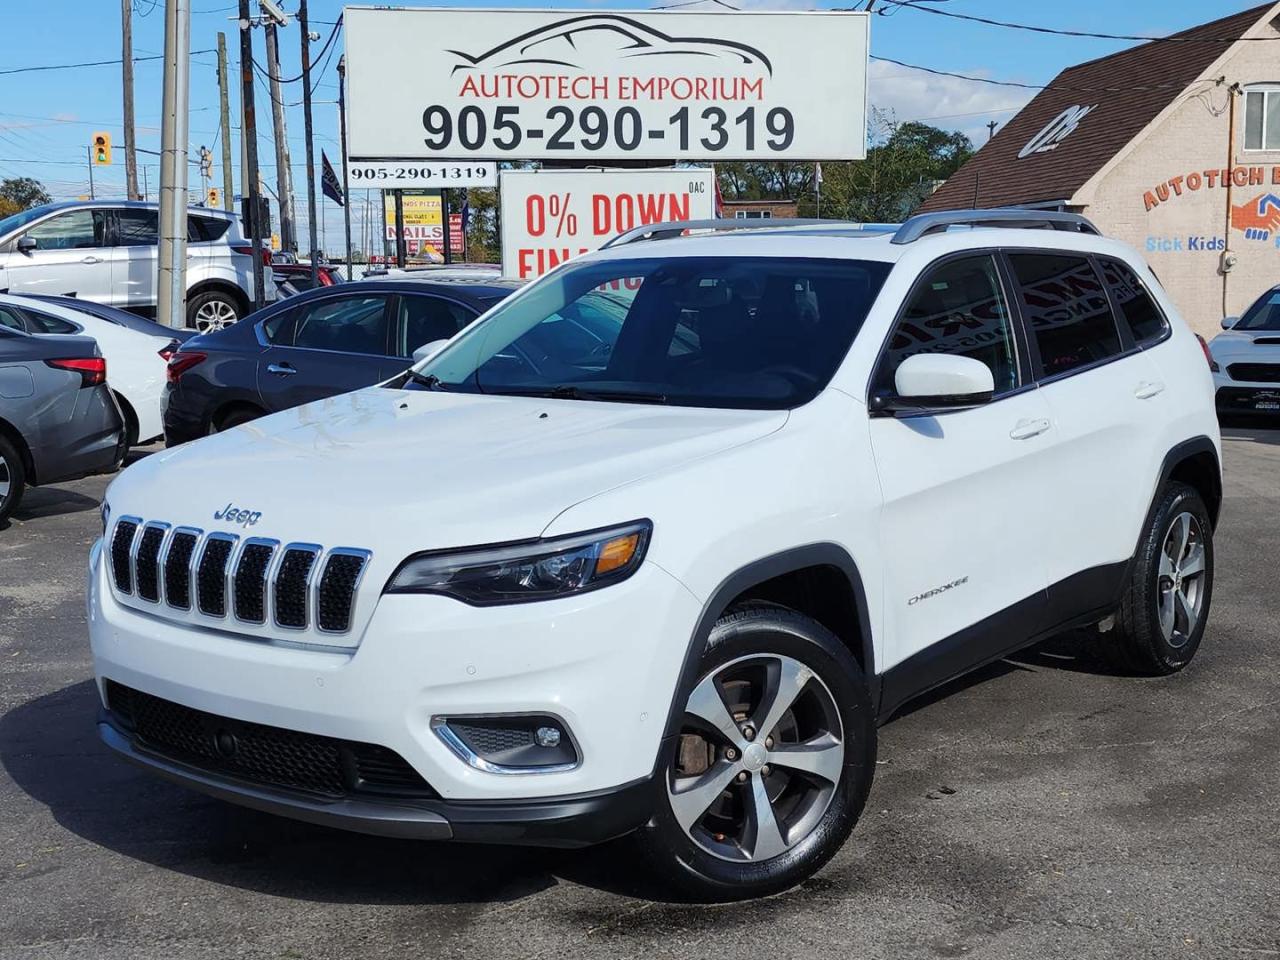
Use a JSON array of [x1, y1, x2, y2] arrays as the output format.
[[233, 539, 278, 624], [134, 522, 170, 603], [107, 519, 369, 637]]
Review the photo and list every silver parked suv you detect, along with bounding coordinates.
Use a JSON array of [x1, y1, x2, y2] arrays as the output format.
[[0, 201, 270, 332]]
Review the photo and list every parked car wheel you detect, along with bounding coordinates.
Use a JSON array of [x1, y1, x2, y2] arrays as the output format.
[[214, 406, 262, 432], [1096, 482, 1214, 675], [186, 291, 241, 333], [0, 434, 27, 524], [635, 605, 876, 902]]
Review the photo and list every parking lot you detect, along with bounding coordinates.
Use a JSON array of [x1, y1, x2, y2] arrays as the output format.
[[0, 429, 1275, 960]]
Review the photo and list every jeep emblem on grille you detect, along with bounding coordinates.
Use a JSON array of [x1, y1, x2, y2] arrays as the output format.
[[214, 503, 262, 528]]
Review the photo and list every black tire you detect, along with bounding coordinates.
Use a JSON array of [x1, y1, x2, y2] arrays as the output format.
[[635, 605, 876, 902], [185, 289, 243, 333], [0, 434, 27, 525], [1096, 482, 1214, 675], [214, 407, 262, 432]]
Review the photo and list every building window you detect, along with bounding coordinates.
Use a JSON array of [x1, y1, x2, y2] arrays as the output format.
[[1244, 85, 1280, 151], [734, 210, 772, 219]]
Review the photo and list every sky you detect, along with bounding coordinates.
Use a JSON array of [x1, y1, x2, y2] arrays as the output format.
[[0, 0, 1266, 252]]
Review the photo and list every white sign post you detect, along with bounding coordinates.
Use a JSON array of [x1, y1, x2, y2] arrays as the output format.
[[344, 8, 869, 165], [500, 168, 716, 279]]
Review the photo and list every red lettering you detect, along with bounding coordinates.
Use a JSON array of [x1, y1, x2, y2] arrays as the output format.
[[1187, 171, 1202, 190], [1233, 167, 1250, 187], [1250, 166, 1265, 185], [1144, 190, 1159, 212], [1169, 175, 1184, 196]]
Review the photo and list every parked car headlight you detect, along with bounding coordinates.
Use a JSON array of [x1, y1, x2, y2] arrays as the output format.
[[385, 521, 652, 605], [101, 501, 111, 538]]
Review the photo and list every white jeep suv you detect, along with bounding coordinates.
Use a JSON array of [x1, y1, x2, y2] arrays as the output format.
[[0, 200, 268, 331], [89, 210, 1221, 901]]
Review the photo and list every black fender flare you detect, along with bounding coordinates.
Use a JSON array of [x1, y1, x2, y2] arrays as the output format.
[[657, 543, 878, 752]]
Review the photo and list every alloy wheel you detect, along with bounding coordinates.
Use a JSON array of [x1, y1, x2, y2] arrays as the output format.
[[0, 450, 10, 502], [668, 653, 844, 863], [1157, 510, 1207, 648], [193, 300, 238, 333]]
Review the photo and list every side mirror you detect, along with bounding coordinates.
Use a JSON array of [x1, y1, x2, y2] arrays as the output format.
[[1221, 315, 1239, 330], [872, 354, 995, 415], [412, 338, 450, 364], [16, 235, 37, 254]]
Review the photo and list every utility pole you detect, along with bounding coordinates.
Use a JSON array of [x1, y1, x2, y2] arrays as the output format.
[[337, 54, 354, 279], [299, 0, 319, 285], [217, 33, 235, 212], [987, 120, 998, 141], [157, 0, 191, 329], [239, 0, 265, 311], [122, 0, 139, 200], [87, 146, 95, 201], [262, 14, 296, 252]]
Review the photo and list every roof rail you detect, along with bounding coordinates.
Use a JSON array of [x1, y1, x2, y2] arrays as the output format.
[[599, 218, 891, 249], [891, 208, 1100, 245]]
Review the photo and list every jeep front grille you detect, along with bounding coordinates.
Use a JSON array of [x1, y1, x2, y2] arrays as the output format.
[[107, 518, 370, 634]]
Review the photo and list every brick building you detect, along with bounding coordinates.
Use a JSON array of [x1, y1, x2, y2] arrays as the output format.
[[919, 2, 1280, 337]]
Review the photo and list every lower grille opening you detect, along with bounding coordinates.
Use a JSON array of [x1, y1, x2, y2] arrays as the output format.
[[106, 681, 436, 799]]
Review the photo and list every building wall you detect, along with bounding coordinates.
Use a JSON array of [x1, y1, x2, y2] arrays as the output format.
[[721, 200, 798, 219], [1080, 23, 1280, 338]]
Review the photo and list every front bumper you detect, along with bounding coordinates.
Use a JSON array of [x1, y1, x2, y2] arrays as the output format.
[[98, 714, 656, 846], [1214, 382, 1280, 415], [88, 538, 700, 839]]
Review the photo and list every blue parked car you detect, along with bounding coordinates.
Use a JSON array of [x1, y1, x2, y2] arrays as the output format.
[[161, 278, 520, 444]]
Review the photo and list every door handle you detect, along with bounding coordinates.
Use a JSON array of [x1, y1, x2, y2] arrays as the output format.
[[1009, 417, 1051, 440], [1134, 380, 1166, 400], [81, 256, 103, 264], [266, 363, 296, 376]]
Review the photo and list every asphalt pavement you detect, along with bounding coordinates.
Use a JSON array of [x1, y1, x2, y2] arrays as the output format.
[[1, 432, 1277, 960]]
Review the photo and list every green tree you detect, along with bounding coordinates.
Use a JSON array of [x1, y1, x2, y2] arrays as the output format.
[[0, 177, 51, 217]]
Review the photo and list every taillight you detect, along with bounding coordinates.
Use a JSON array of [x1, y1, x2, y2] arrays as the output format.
[[318, 270, 335, 286], [166, 351, 207, 384], [46, 357, 107, 387], [1195, 334, 1220, 372], [158, 339, 180, 362], [231, 245, 271, 266]]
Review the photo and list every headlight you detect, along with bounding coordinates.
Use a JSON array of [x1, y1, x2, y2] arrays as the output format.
[[100, 501, 111, 537], [385, 520, 652, 605]]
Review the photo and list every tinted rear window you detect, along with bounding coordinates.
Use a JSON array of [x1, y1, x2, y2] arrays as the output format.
[[1098, 258, 1169, 345], [1009, 253, 1122, 378]]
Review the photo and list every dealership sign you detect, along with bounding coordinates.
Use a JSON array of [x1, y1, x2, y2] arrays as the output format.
[[499, 168, 715, 279], [343, 8, 870, 162]]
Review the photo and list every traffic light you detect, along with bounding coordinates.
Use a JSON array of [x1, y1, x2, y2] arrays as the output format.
[[207, 187, 220, 208], [91, 132, 111, 166]]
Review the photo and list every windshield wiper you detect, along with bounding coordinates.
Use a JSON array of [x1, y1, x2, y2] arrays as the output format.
[[406, 370, 447, 391], [541, 385, 669, 404]]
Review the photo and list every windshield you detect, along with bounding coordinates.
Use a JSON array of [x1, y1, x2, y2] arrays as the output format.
[[1236, 288, 1280, 331], [408, 256, 891, 409], [0, 204, 59, 239]]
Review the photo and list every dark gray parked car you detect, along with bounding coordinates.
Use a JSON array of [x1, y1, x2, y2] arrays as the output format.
[[0, 326, 126, 523]]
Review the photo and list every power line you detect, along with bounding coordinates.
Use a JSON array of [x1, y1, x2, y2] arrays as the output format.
[[0, 49, 215, 78], [869, 54, 1205, 93], [876, 0, 1280, 43], [252, 19, 341, 85]]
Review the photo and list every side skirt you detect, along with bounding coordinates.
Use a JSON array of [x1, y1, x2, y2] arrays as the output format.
[[877, 561, 1127, 722]]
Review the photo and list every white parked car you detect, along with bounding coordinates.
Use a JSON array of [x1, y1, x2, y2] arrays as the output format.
[[89, 210, 1221, 900], [1209, 284, 1280, 417], [0, 201, 271, 332], [0, 294, 169, 445]]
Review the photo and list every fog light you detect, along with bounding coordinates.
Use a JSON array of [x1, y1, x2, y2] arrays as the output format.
[[535, 726, 561, 748]]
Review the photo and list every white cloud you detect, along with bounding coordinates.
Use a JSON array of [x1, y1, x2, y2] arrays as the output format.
[[868, 58, 1033, 144]]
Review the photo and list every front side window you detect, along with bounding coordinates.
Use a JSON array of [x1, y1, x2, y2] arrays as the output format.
[[115, 209, 158, 247], [1009, 253, 1121, 378], [24, 210, 106, 251], [286, 296, 392, 355], [1098, 257, 1169, 346], [416, 256, 891, 409], [1244, 86, 1280, 151], [875, 254, 1019, 397], [1236, 288, 1280, 331]]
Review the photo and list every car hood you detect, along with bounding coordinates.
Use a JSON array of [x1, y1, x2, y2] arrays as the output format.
[[1210, 329, 1280, 361], [108, 386, 788, 552]]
